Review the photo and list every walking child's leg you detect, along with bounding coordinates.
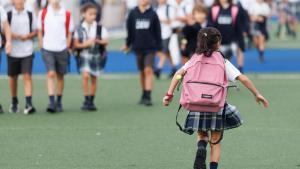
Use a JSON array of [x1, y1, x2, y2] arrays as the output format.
[[194, 132, 209, 169], [209, 131, 222, 169], [258, 35, 265, 62], [237, 48, 244, 73], [143, 65, 154, 106], [23, 73, 33, 106], [88, 75, 98, 111], [56, 73, 64, 112], [81, 72, 90, 110], [155, 51, 166, 78], [46, 71, 56, 112], [9, 75, 19, 112]]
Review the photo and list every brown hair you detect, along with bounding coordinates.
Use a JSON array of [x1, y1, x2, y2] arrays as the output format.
[[192, 4, 208, 15], [213, 0, 233, 6], [196, 27, 222, 57], [80, 2, 98, 14]]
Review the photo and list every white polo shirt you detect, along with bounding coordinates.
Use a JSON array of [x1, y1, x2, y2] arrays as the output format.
[[10, 8, 37, 57], [37, 5, 74, 52], [0, 6, 7, 47], [156, 4, 176, 40]]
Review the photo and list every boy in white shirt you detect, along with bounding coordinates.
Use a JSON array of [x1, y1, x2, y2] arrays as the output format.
[[37, 0, 74, 113], [0, 4, 12, 114], [7, 0, 37, 114]]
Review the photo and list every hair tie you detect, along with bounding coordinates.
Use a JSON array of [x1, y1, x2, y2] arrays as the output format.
[[203, 33, 208, 37]]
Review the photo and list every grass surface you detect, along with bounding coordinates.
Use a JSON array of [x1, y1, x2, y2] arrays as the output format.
[[0, 74, 300, 169]]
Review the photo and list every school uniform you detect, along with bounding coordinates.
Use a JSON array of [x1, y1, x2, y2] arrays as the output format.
[[74, 21, 109, 77], [182, 22, 207, 58], [156, 4, 176, 54], [126, 6, 162, 71], [208, 5, 245, 59], [37, 5, 74, 75], [181, 59, 243, 134], [249, 1, 271, 39], [7, 8, 36, 77]]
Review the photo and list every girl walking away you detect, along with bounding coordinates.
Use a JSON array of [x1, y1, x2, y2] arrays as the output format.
[[181, 4, 208, 64], [163, 27, 269, 169], [73, 3, 109, 111], [208, 0, 245, 73], [122, 0, 162, 106], [249, 0, 271, 63]]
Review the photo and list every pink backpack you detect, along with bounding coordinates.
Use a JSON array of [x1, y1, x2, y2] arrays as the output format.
[[179, 52, 228, 112]]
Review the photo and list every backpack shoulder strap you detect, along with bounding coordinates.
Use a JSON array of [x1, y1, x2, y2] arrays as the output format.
[[76, 24, 86, 43], [211, 6, 220, 23], [231, 5, 239, 26], [166, 4, 170, 19], [41, 8, 47, 36], [96, 25, 102, 40], [27, 11, 33, 32], [7, 11, 12, 25], [65, 10, 71, 37]]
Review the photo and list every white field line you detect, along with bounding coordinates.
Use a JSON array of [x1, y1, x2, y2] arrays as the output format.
[[0, 74, 300, 80]]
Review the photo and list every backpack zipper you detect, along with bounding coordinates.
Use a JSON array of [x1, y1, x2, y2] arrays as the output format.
[[187, 81, 224, 88]]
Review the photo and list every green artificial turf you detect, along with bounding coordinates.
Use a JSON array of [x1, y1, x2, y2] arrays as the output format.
[[0, 74, 300, 169]]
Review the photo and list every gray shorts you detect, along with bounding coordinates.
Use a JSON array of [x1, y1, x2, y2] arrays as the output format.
[[42, 49, 69, 75], [135, 51, 155, 71], [162, 38, 170, 54]]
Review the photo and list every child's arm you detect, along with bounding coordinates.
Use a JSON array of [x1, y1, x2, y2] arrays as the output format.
[[3, 21, 12, 54], [37, 30, 43, 49], [237, 74, 269, 108], [163, 68, 186, 106], [20, 30, 37, 41], [95, 38, 109, 46], [73, 38, 95, 49]]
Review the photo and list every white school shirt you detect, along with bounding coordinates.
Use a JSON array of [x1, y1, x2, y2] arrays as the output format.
[[10, 8, 37, 58], [123, 0, 138, 10], [37, 5, 74, 52], [74, 21, 109, 41], [0, 6, 7, 47], [182, 59, 242, 82], [249, 1, 271, 17], [156, 4, 176, 40], [168, 0, 193, 28]]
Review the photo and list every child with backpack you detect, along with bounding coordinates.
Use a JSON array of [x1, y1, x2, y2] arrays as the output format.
[[0, 4, 12, 114], [154, 0, 177, 79], [122, 0, 162, 106], [6, 0, 37, 114], [163, 27, 269, 169], [249, 0, 271, 63], [208, 0, 245, 73], [37, 0, 74, 113], [181, 4, 208, 64], [73, 2, 109, 111]]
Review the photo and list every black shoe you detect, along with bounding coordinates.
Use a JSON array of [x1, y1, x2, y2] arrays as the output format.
[[24, 105, 36, 115], [56, 102, 63, 112], [0, 105, 3, 114], [154, 69, 161, 79], [9, 103, 19, 113], [46, 103, 56, 113], [81, 101, 90, 111], [194, 147, 207, 169], [88, 102, 97, 111], [143, 98, 153, 106]]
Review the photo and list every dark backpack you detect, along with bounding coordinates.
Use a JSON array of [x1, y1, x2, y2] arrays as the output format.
[[7, 10, 33, 32], [74, 24, 107, 72]]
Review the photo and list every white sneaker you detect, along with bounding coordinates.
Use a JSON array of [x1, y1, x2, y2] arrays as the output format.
[[24, 106, 36, 115]]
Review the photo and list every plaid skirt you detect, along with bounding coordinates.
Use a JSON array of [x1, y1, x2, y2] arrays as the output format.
[[183, 103, 243, 135]]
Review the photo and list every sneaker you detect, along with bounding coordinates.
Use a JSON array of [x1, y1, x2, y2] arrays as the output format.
[[88, 102, 97, 111], [56, 102, 63, 112], [143, 98, 153, 106], [138, 94, 146, 105], [24, 105, 36, 115], [154, 69, 161, 79], [193, 147, 207, 169], [46, 103, 56, 113], [9, 104, 19, 113], [0, 105, 3, 114], [81, 101, 90, 111]]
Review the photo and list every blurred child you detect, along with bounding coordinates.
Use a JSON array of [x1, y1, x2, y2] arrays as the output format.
[[181, 4, 207, 63], [73, 3, 109, 111], [7, 0, 37, 114], [249, 0, 271, 63], [163, 27, 269, 169], [37, 0, 74, 113], [154, 0, 177, 79], [122, 0, 162, 106], [208, 0, 245, 73], [0, 4, 12, 114]]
